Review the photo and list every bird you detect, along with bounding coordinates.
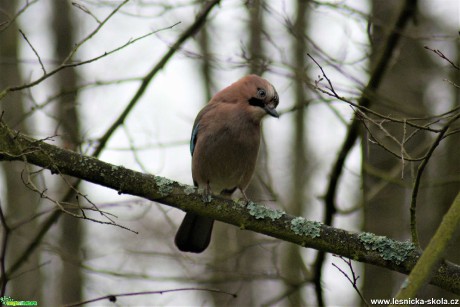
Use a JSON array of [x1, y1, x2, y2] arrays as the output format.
[[174, 74, 280, 253]]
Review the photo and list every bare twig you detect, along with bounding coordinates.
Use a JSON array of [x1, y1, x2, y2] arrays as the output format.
[[1, 1, 128, 99], [7, 23, 180, 93], [0, 0, 39, 33], [19, 29, 46, 74], [409, 112, 460, 247], [355, 109, 420, 162], [17, 77, 143, 125], [91, 0, 222, 157], [260, 280, 310, 307], [71, 1, 102, 24], [444, 78, 460, 89], [65, 0, 129, 63], [19, 166, 137, 233], [64, 287, 237, 307], [332, 255, 369, 307], [308, 53, 442, 134], [8, 260, 51, 281], [425, 46, 460, 70]]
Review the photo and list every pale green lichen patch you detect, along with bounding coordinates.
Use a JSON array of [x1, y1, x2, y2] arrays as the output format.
[[155, 176, 174, 196], [247, 203, 285, 221], [183, 185, 196, 195], [290, 217, 321, 238], [358, 232, 415, 264]]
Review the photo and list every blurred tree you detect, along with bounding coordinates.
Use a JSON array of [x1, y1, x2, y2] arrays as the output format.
[[420, 29, 460, 300], [283, 0, 312, 306], [0, 0, 42, 302], [362, 0, 457, 302], [209, 1, 269, 305], [197, 19, 214, 101], [51, 0, 83, 305]]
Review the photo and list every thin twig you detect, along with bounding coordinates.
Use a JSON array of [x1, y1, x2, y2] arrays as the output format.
[[65, 0, 129, 63], [19, 167, 137, 233], [17, 77, 143, 125], [8, 23, 180, 92], [0, 0, 39, 33], [260, 280, 310, 307], [355, 109, 422, 162], [425, 46, 460, 70], [71, 1, 102, 24], [64, 287, 237, 307], [19, 29, 46, 74], [91, 0, 222, 157], [332, 255, 369, 307], [308, 53, 441, 134], [409, 112, 460, 247]]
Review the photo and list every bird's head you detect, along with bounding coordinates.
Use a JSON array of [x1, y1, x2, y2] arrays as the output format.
[[243, 74, 280, 119], [211, 74, 280, 120]]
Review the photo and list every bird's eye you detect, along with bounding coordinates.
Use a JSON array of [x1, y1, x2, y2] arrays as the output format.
[[257, 89, 266, 98]]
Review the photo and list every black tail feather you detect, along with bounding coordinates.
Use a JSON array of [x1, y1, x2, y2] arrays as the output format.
[[174, 213, 214, 253]]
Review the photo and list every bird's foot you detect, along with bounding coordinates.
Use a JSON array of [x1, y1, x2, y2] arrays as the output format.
[[202, 184, 212, 203], [240, 189, 251, 206]]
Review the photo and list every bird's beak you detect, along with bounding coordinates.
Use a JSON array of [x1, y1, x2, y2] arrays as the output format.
[[264, 105, 279, 118]]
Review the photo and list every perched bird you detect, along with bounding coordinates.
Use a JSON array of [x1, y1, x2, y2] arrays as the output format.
[[174, 74, 280, 253]]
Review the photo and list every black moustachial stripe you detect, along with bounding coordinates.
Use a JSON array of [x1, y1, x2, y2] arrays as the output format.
[[248, 97, 265, 108]]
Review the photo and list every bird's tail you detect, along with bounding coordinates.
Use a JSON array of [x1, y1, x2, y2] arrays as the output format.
[[174, 213, 214, 253]]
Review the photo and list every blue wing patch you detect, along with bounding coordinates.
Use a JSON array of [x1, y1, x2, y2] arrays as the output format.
[[190, 123, 199, 156]]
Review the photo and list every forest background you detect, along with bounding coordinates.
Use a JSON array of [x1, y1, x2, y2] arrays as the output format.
[[0, 0, 459, 306]]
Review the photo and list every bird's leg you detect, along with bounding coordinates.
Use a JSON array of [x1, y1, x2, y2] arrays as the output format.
[[202, 182, 212, 203], [239, 188, 251, 206]]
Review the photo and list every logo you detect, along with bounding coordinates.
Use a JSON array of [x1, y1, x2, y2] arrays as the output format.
[[0, 296, 38, 306]]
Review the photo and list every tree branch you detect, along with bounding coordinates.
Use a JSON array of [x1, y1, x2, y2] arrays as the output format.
[[409, 113, 460, 246], [0, 121, 459, 295], [394, 191, 460, 302]]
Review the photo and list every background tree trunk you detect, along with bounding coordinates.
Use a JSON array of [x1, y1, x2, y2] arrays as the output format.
[[362, 0, 450, 301], [52, 0, 83, 304], [0, 0, 42, 302], [283, 0, 312, 305], [209, 1, 268, 305]]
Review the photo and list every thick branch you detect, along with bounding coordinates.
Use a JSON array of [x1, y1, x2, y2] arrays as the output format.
[[0, 121, 459, 295], [394, 191, 460, 302]]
